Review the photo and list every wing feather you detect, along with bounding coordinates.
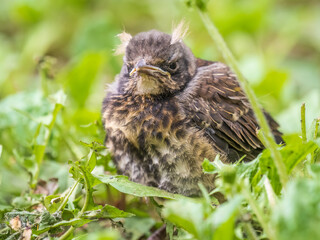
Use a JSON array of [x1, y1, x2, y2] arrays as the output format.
[[179, 60, 282, 162]]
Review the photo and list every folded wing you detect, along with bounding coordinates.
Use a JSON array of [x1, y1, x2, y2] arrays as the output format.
[[179, 60, 282, 162]]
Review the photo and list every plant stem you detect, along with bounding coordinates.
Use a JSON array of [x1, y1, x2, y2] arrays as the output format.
[[59, 225, 74, 240], [239, 208, 259, 240], [243, 222, 259, 240], [315, 119, 320, 140], [264, 177, 277, 208], [32, 104, 63, 188], [58, 166, 91, 240], [78, 166, 91, 215], [197, 9, 288, 187], [242, 186, 276, 240], [56, 179, 80, 213], [301, 103, 307, 143]]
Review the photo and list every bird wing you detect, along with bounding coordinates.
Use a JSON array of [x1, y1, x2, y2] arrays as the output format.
[[179, 61, 282, 162]]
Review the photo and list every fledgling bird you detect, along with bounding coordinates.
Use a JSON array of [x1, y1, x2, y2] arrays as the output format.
[[102, 23, 282, 197]]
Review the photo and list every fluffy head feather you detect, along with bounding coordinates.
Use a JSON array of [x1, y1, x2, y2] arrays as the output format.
[[171, 20, 189, 44], [114, 31, 132, 55]]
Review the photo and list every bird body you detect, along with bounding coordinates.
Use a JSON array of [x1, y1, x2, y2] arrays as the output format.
[[103, 86, 218, 196], [102, 28, 282, 196]]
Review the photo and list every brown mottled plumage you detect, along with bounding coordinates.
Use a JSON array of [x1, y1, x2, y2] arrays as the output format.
[[101, 29, 282, 197]]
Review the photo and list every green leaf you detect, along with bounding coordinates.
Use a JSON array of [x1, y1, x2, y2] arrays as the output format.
[[255, 134, 319, 195], [282, 135, 318, 173], [209, 195, 242, 227], [162, 198, 211, 240], [95, 175, 184, 199], [163, 196, 241, 240], [44, 195, 62, 214], [202, 158, 216, 173], [83, 204, 134, 219], [163, 201, 198, 237], [212, 216, 235, 240], [85, 149, 97, 172], [69, 162, 81, 181], [34, 144, 46, 164]]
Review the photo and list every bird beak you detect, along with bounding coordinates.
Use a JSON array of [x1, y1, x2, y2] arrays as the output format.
[[129, 59, 170, 77]]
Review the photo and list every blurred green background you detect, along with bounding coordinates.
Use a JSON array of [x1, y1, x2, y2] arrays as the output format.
[[0, 0, 319, 208]]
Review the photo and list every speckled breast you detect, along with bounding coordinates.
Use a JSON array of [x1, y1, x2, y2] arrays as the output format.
[[102, 94, 218, 196]]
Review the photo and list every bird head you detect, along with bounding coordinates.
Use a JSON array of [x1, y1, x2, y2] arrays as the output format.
[[116, 26, 197, 96]]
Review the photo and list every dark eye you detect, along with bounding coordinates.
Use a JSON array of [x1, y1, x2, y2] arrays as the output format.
[[168, 62, 177, 71]]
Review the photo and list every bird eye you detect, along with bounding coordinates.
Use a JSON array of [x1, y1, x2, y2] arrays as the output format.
[[168, 62, 177, 70]]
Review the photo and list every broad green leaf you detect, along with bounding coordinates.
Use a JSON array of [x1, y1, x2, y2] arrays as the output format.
[[85, 150, 96, 172], [162, 199, 202, 238], [95, 175, 184, 199], [209, 195, 242, 227], [212, 216, 235, 240], [282, 135, 318, 172], [85, 170, 103, 188], [257, 134, 318, 195], [83, 204, 134, 219]]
